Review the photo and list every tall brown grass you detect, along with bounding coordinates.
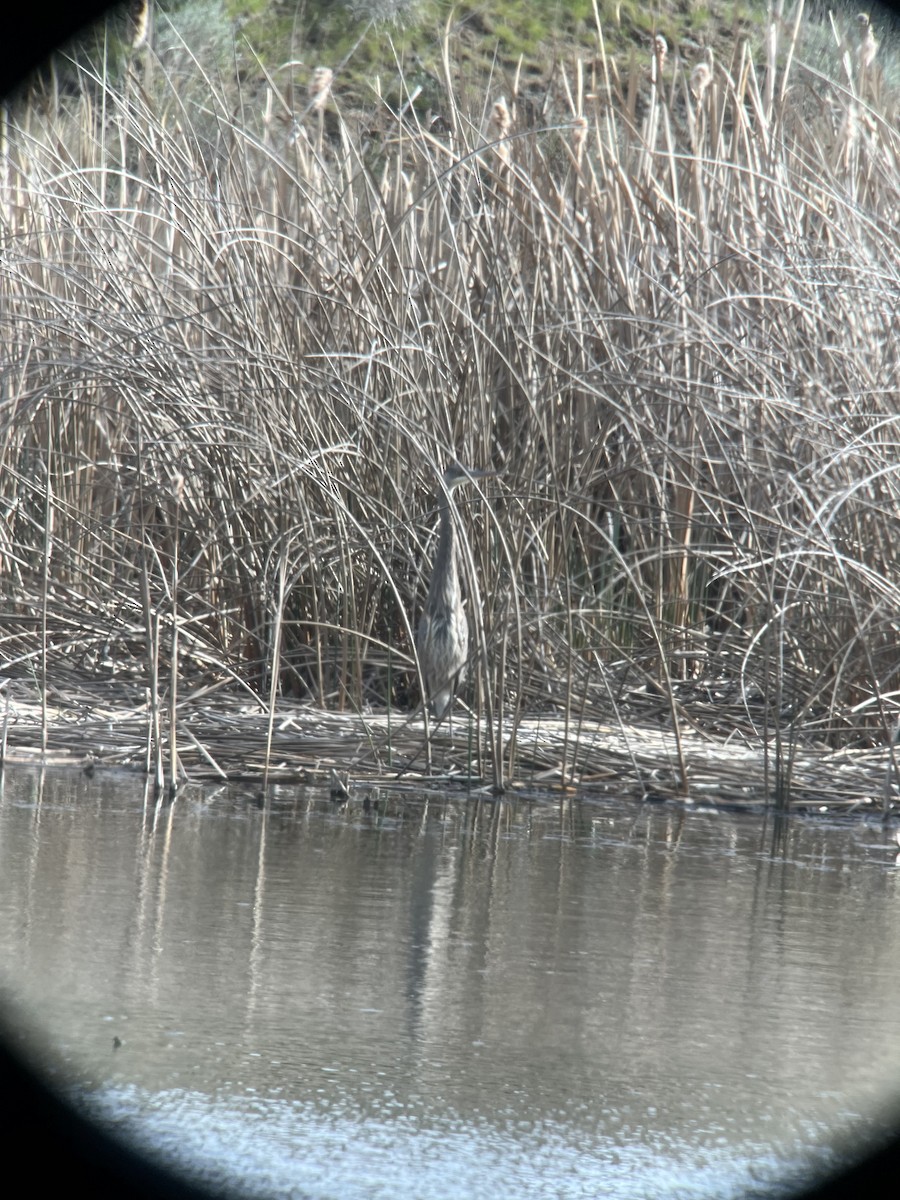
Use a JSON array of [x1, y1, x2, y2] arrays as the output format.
[[1, 7, 898, 792]]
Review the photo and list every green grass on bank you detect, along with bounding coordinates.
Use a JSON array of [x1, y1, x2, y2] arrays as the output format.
[[58, 1, 798, 118], [1, 2, 899, 797]]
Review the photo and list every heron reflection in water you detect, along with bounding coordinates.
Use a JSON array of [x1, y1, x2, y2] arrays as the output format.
[[416, 462, 498, 723]]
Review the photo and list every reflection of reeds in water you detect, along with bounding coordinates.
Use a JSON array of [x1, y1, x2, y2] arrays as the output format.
[[0, 11, 898, 802]]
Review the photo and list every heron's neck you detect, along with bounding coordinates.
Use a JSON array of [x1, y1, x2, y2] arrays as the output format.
[[427, 496, 460, 608]]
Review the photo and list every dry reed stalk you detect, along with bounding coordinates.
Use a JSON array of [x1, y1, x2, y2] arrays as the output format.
[[166, 474, 184, 797], [0, 679, 9, 767], [39, 407, 53, 759], [263, 556, 288, 788], [150, 616, 164, 792]]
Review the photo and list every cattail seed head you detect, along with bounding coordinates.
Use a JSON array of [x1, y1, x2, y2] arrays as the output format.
[[690, 61, 711, 101], [491, 97, 511, 139], [856, 14, 878, 69], [491, 98, 512, 165], [571, 116, 588, 154], [129, 0, 149, 49], [309, 67, 334, 112]]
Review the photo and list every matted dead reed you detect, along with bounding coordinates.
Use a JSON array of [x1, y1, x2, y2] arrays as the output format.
[[1, 7, 898, 807]]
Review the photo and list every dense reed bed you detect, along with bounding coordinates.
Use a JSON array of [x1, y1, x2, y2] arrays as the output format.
[[1, 6, 898, 800]]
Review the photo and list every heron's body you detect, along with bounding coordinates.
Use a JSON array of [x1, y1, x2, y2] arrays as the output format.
[[416, 464, 492, 719]]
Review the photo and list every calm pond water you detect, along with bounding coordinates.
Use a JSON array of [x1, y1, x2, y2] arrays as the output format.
[[1, 766, 899, 1199]]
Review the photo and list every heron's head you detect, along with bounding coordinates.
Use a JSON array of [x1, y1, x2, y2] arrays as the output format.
[[441, 461, 499, 491]]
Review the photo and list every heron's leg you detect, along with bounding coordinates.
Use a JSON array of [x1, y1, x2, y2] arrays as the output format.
[[446, 672, 462, 742]]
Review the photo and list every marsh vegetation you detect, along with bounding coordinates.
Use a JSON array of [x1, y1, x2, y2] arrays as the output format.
[[0, 3, 898, 804]]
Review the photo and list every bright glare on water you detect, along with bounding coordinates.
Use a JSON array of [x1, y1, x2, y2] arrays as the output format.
[[1, 767, 899, 1199]]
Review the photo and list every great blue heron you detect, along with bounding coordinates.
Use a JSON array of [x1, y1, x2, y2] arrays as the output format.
[[416, 462, 496, 721]]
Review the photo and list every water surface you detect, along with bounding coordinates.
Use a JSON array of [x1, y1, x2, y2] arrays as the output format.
[[0, 767, 899, 1198]]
